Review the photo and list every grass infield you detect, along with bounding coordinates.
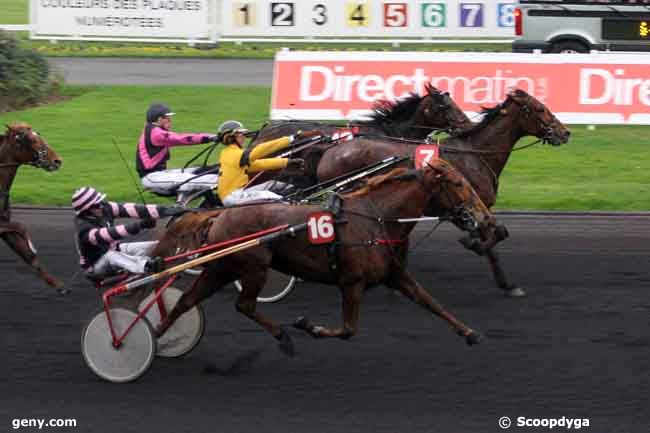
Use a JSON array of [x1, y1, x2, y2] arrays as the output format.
[[3, 0, 27, 25], [0, 85, 648, 211]]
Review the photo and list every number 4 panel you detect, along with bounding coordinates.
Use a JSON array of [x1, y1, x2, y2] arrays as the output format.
[[346, 1, 370, 27]]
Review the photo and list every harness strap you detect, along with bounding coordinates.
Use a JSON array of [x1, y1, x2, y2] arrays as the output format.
[[322, 195, 344, 273]]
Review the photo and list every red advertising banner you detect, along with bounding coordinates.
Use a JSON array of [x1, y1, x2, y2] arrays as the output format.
[[271, 51, 650, 125]]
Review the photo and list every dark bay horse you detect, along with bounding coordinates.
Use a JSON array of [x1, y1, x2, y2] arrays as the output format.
[[0, 123, 63, 289], [253, 83, 471, 144], [247, 84, 472, 185], [316, 89, 571, 297], [153, 159, 504, 355]]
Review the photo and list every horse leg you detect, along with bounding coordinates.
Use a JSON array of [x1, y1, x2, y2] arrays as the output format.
[[485, 247, 526, 297], [294, 281, 364, 340], [387, 270, 482, 345], [235, 267, 297, 357], [1, 230, 63, 290], [155, 266, 232, 338]]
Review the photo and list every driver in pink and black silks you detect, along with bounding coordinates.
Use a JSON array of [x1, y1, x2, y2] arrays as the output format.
[[71, 186, 184, 277], [136, 103, 218, 202]]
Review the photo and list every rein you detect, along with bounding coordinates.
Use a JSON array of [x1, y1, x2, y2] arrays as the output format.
[[360, 133, 545, 155]]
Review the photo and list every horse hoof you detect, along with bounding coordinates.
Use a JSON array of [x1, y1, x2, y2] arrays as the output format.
[[277, 330, 295, 358], [293, 316, 310, 331], [57, 286, 71, 295], [505, 287, 526, 298], [465, 331, 483, 346]]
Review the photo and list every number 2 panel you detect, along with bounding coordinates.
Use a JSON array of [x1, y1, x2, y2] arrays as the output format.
[[271, 2, 295, 27]]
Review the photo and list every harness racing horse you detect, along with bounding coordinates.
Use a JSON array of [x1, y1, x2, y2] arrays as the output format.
[[316, 89, 571, 297], [153, 159, 505, 356], [0, 123, 64, 289], [247, 84, 472, 186], [253, 83, 471, 144]]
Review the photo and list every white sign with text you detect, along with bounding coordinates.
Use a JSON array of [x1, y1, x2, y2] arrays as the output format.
[[30, 0, 214, 41]]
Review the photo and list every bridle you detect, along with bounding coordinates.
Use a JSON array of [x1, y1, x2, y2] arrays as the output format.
[[0, 130, 52, 169], [513, 97, 558, 144], [421, 161, 481, 234]]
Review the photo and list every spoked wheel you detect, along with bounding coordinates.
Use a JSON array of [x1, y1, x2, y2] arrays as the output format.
[[138, 287, 205, 358], [234, 270, 298, 303], [81, 308, 156, 383]]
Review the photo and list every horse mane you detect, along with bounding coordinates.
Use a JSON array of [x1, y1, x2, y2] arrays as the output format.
[[343, 167, 418, 198], [363, 93, 424, 135], [449, 98, 511, 139]]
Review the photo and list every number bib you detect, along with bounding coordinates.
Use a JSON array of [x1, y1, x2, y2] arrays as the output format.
[[414, 144, 440, 169], [307, 212, 336, 244], [332, 128, 355, 142]]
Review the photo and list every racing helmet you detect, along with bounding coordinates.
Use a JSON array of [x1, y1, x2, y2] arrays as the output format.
[[217, 120, 249, 143], [146, 103, 175, 123], [71, 186, 107, 215]]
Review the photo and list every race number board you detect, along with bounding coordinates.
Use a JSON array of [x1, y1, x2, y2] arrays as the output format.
[[307, 212, 336, 245], [414, 145, 440, 169], [220, 1, 515, 38]]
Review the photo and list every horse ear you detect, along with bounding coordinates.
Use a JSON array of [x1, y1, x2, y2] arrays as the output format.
[[508, 88, 528, 100], [424, 82, 439, 95]]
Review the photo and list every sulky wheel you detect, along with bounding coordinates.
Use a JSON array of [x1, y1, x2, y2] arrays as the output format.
[[138, 287, 205, 358], [81, 308, 156, 383], [234, 270, 298, 303]]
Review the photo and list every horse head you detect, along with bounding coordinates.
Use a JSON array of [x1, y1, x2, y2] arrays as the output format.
[[421, 159, 507, 255], [3, 123, 62, 171], [416, 83, 472, 135], [504, 89, 571, 146]]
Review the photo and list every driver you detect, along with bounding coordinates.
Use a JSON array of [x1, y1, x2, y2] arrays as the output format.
[[216, 120, 314, 206], [136, 103, 218, 204], [72, 186, 185, 277]]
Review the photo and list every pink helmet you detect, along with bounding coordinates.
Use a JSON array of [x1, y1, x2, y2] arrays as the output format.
[[71, 187, 106, 215]]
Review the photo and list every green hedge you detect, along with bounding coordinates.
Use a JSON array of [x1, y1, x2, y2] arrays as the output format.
[[0, 31, 56, 112]]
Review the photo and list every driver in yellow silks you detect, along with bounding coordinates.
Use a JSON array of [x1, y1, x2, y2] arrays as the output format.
[[217, 120, 314, 206]]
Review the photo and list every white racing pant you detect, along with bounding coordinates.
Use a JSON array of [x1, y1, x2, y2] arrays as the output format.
[[222, 181, 286, 206], [89, 241, 159, 276], [141, 168, 219, 196]]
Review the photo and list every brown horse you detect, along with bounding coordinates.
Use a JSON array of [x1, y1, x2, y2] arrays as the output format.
[[153, 158, 504, 355], [246, 84, 472, 187], [0, 123, 63, 289], [316, 89, 571, 297]]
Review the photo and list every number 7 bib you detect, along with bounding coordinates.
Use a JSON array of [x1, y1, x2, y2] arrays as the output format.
[[415, 144, 440, 169]]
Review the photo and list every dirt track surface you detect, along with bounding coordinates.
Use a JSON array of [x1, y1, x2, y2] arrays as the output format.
[[1, 209, 648, 433]]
